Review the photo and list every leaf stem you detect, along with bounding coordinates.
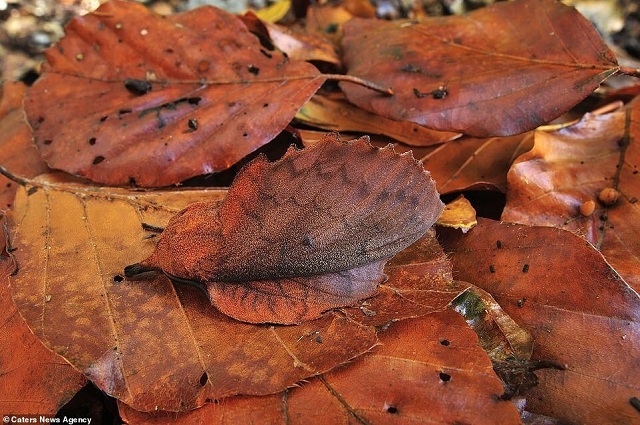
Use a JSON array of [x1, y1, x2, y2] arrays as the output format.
[[619, 66, 640, 78], [324, 74, 394, 96], [0, 165, 30, 187]]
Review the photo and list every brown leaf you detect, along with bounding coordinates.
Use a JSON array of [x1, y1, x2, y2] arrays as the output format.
[[436, 194, 478, 233], [24, 0, 324, 187], [119, 310, 522, 424], [0, 257, 87, 414], [295, 93, 460, 146], [502, 99, 640, 292], [0, 81, 51, 254], [340, 0, 618, 137], [132, 134, 445, 324], [421, 132, 534, 194], [240, 12, 340, 65], [0, 82, 51, 209], [6, 169, 458, 412], [439, 219, 640, 425], [451, 285, 535, 399]]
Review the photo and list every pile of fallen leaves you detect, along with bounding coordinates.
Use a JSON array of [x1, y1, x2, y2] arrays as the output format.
[[1, 0, 639, 424]]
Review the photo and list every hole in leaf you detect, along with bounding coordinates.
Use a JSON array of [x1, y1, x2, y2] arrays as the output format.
[[89, 137, 96, 145], [440, 339, 450, 346], [386, 406, 398, 414], [439, 372, 451, 382], [93, 156, 105, 165], [113, 275, 124, 283], [43, 139, 53, 145], [248, 64, 260, 75], [199, 372, 208, 386], [124, 78, 152, 96]]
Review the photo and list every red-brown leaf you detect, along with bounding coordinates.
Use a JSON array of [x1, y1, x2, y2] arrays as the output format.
[[439, 219, 640, 425], [0, 257, 87, 414], [502, 100, 640, 291], [422, 132, 534, 194], [134, 133, 445, 324], [341, 0, 618, 137], [118, 310, 522, 424], [24, 0, 324, 187], [6, 170, 457, 412]]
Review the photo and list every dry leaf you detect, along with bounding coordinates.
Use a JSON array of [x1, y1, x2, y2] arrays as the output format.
[[24, 0, 324, 187], [241, 12, 340, 65], [119, 310, 522, 424], [6, 167, 458, 412], [439, 219, 640, 425], [421, 133, 534, 194], [0, 257, 87, 414], [436, 195, 477, 233], [502, 99, 640, 291], [295, 93, 460, 146], [341, 0, 619, 137]]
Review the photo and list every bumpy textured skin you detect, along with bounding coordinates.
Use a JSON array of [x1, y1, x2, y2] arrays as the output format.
[[137, 133, 445, 323]]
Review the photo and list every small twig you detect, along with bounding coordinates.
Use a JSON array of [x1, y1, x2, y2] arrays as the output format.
[[618, 66, 640, 78], [323, 74, 394, 96]]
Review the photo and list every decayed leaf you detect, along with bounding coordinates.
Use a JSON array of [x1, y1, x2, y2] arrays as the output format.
[[24, 0, 324, 187], [0, 257, 87, 414], [502, 99, 640, 291], [341, 0, 619, 137], [451, 286, 535, 399], [439, 219, 640, 425], [130, 134, 445, 324], [295, 93, 460, 146], [422, 132, 534, 194], [436, 195, 477, 233], [6, 167, 459, 412], [119, 310, 522, 424]]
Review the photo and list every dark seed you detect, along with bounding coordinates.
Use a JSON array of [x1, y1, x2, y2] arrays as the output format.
[[522, 264, 529, 273], [489, 265, 496, 273]]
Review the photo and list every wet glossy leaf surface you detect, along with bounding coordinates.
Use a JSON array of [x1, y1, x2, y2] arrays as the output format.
[[24, 0, 324, 187], [440, 219, 640, 425], [341, 0, 618, 137]]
